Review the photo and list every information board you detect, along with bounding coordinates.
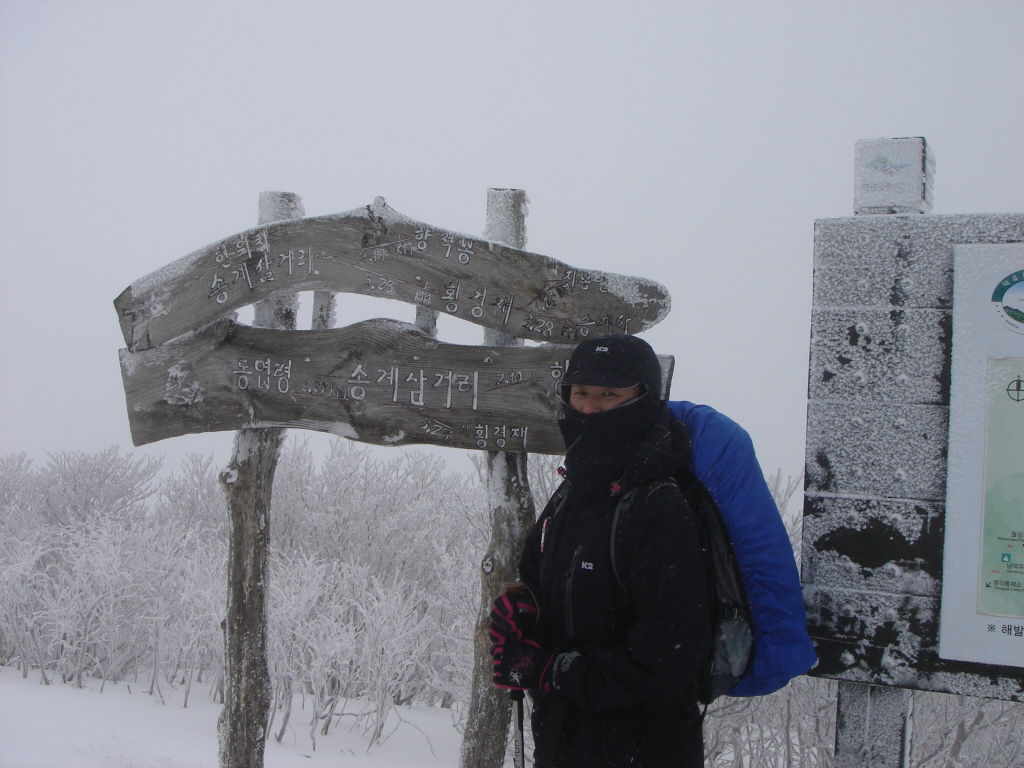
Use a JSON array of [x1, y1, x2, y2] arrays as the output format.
[[941, 243, 1024, 667]]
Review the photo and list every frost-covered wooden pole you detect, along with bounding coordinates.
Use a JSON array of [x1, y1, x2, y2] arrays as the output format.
[[460, 189, 537, 768], [217, 191, 303, 768], [311, 289, 335, 332]]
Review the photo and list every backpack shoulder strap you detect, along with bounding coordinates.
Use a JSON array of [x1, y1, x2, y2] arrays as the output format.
[[608, 481, 676, 592], [538, 479, 572, 524], [550, 480, 571, 516]]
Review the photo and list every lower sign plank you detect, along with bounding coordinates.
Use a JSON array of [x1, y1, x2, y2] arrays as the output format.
[[119, 318, 674, 454]]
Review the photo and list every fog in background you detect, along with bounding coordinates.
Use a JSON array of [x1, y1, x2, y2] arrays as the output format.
[[2, 0, 1021, 478]]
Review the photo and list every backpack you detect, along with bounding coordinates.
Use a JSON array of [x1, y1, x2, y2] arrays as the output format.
[[543, 402, 816, 701], [609, 467, 754, 704], [665, 401, 816, 698]]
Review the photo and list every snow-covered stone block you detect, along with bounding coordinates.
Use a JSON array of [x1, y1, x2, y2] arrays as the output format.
[[812, 214, 1024, 310], [854, 137, 934, 215], [805, 402, 948, 501], [804, 585, 940, 684], [808, 308, 950, 405], [802, 495, 943, 597]]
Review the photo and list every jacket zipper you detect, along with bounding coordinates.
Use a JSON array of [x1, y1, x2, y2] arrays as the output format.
[[565, 544, 582, 639]]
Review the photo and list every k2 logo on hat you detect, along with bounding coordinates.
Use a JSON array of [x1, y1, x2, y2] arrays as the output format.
[[595, 346, 610, 352]]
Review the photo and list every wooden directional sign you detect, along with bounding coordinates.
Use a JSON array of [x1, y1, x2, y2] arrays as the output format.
[[119, 318, 675, 453], [114, 198, 671, 351]]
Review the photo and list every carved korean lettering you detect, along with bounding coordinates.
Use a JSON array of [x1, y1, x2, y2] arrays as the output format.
[[347, 364, 369, 400], [377, 366, 400, 402], [442, 281, 460, 313], [439, 231, 455, 259], [470, 288, 487, 318], [471, 423, 529, 450], [235, 357, 292, 393], [493, 294, 515, 326]]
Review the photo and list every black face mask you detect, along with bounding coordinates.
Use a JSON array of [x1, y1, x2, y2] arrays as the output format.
[[558, 392, 661, 497]]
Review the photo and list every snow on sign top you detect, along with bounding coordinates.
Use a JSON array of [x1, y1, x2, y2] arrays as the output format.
[[114, 198, 671, 351]]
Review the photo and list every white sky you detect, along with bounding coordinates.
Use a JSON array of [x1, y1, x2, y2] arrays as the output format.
[[1, 0, 1022, 481]]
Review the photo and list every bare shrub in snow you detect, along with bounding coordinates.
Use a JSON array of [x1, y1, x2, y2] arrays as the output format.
[[4, 445, 1020, 766], [263, 440, 485, 747], [911, 690, 1024, 768]]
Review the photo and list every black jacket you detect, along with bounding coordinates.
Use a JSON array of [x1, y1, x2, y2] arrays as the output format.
[[519, 403, 712, 767]]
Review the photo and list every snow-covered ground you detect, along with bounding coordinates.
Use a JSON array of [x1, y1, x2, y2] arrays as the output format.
[[0, 666, 462, 768]]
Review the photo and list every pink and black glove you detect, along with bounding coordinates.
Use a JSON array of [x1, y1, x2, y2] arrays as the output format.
[[488, 588, 539, 645], [492, 637, 555, 692]]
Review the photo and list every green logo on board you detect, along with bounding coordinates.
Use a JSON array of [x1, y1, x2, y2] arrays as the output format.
[[992, 270, 1024, 335]]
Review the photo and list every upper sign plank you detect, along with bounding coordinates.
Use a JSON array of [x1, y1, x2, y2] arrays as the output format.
[[115, 198, 671, 351]]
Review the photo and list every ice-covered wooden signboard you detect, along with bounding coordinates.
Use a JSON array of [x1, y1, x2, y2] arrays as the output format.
[[115, 197, 670, 351], [118, 317, 673, 453], [115, 197, 672, 452], [803, 212, 1024, 700]]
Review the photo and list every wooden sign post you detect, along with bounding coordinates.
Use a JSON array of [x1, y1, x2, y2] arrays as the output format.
[[462, 189, 533, 768], [216, 191, 303, 768], [115, 193, 672, 768]]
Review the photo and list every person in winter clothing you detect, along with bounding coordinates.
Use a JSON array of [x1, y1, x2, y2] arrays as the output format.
[[489, 335, 713, 768]]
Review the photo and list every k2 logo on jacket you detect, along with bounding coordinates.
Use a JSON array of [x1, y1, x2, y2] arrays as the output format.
[[581, 562, 594, 570]]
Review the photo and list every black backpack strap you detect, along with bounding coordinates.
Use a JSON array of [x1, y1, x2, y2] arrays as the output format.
[[550, 480, 571, 516], [608, 488, 639, 592], [608, 481, 675, 592]]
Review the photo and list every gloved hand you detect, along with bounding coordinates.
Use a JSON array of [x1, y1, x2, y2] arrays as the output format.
[[488, 585, 539, 645], [492, 637, 555, 692]]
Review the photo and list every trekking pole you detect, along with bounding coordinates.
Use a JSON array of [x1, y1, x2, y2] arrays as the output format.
[[511, 689, 525, 768], [502, 581, 528, 768]]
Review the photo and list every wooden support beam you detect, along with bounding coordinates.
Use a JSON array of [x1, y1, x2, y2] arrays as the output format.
[[461, 189, 535, 768], [216, 191, 302, 768]]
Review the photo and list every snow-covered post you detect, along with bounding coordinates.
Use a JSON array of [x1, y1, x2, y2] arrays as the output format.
[[216, 191, 303, 768], [834, 682, 913, 768], [311, 289, 335, 332], [460, 189, 537, 768]]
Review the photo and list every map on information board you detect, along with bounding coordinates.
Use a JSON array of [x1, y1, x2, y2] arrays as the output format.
[[941, 243, 1024, 668], [979, 358, 1024, 618]]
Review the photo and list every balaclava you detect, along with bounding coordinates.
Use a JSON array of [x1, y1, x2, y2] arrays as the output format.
[[558, 335, 663, 497]]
